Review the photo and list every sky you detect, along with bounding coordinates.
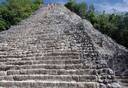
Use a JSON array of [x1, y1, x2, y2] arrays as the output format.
[[0, 0, 128, 13], [44, 0, 128, 13]]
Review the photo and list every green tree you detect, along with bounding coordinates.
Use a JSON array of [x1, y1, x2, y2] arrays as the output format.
[[77, 2, 87, 18], [88, 4, 95, 13], [0, 19, 7, 30], [65, 0, 87, 18], [33, 0, 43, 10], [7, 0, 34, 18], [0, 0, 42, 30], [34, 0, 43, 5], [65, 0, 77, 12], [86, 4, 96, 24]]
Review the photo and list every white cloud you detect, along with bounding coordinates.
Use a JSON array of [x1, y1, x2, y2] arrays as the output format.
[[94, 1, 128, 13]]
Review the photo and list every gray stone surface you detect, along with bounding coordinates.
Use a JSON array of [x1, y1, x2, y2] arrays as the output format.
[[82, 19, 128, 88], [0, 4, 127, 88], [82, 19, 128, 76]]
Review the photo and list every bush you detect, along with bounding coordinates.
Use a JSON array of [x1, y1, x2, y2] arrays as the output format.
[[0, 19, 7, 30], [65, 0, 87, 18], [0, 0, 43, 31]]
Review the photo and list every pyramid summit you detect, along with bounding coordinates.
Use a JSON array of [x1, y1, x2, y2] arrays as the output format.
[[0, 5, 127, 88]]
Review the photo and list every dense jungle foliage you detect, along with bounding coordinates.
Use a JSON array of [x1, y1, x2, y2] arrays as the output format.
[[0, 0, 43, 30], [65, 0, 128, 48]]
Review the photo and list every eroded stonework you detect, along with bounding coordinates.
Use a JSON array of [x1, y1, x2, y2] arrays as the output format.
[[0, 5, 127, 88]]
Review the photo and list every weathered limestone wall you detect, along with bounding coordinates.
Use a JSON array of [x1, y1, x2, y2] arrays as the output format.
[[82, 19, 128, 76]]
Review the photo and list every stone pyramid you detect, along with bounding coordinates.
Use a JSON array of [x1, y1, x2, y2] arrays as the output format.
[[0, 5, 127, 88]]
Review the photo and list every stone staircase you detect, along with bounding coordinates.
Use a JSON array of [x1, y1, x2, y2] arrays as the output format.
[[0, 5, 126, 88], [0, 50, 98, 88], [0, 5, 99, 88], [116, 76, 128, 88]]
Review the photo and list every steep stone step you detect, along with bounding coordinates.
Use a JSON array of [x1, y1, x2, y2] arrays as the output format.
[[7, 69, 93, 75], [26, 55, 80, 60], [120, 81, 128, 87], [0, 75, 97, 82], [0, 64, 93, 71], [0, 81, 98, 88], [119, 79, 128, 83], [45, 52, 79, 56], [45, 51, 79, 54], [0, 55, 80, 61], [0, 55, 35, 59], [44, 54, 79, 57], [2, 59, 82, 65], [116, 76, 128, 79], [0, 56, 80, 62], [116, 76, 128, 82], [116, 76, 128, 87], [120, 82, 128, 87], [43, 49, 80, 52]]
